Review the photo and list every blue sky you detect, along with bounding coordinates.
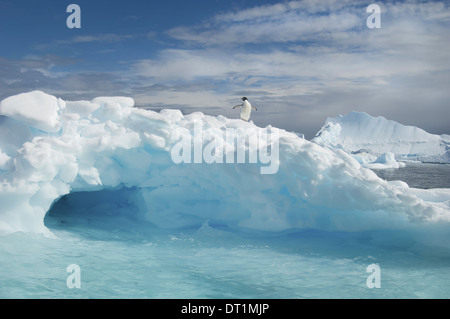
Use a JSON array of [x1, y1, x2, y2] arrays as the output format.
[[1, 0, 449, 138]]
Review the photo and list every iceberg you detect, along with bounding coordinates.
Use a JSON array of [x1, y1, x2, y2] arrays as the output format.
[[313, 112, 450, 165], [0, 91, 449, 238], [362, 152, 406, 170]]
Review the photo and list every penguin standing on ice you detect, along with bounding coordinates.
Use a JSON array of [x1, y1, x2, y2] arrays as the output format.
[[233, 97, 257, 121]]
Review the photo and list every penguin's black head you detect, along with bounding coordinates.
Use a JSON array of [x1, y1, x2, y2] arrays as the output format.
[[241, 97, 247, 101]]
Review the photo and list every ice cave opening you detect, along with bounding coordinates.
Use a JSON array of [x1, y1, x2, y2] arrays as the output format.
[[44, 186, 155, 239]]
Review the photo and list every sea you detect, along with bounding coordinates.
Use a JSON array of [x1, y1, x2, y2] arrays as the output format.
[[0, 163, 449, 299], [372, 162, 450, 189]]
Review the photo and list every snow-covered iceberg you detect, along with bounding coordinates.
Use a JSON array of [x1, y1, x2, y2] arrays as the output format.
[[362, 152, 406, 170], [313, 112, 450, 165], [0, 92, 449, 237]]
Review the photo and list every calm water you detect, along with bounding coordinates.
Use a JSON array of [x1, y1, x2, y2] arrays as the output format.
[[0, 163, 449, 299], [372, 163, 450, 189], [1, 216, 449, 299]]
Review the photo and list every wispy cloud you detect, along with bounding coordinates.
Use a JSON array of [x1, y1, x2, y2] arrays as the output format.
[[167, 0, 364, 45], [129, 0, 450, 137], [2, 0, 450, 138], [35, 32, 152, 52], [60, 33, 139, 44], [0, 55, 131, 101]]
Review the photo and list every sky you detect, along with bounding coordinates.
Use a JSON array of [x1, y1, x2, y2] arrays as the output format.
[[0, 0, 449, 139]]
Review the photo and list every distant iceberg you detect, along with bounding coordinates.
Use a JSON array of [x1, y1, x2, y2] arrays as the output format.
[[362, 152, 406, 170], [0, 92, 449, 237], [313, 112, 450, 165]]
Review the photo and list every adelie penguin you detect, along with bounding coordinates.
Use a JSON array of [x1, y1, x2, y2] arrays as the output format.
[[233, 97, 257, 122]]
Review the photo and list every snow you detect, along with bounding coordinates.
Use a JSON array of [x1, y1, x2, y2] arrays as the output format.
[[0, 92, 449, 239], [0, 91, 63, 133], [313, 112, 450, 165], [363, 152, 406, 169]]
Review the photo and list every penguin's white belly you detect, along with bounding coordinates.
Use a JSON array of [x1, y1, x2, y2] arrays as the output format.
[[240, 101, 252, 121]]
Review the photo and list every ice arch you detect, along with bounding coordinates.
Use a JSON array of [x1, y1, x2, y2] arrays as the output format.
[[0, 91, 449, 236]]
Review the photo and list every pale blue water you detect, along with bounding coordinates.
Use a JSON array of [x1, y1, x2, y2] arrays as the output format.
[[0, 164, 449, 299], [2, 218, 450, 299]]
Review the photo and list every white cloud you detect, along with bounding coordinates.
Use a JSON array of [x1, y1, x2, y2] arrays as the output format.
[[168, 3, 363, 45], [3, 0, 450, 138], [213, 0, 362, 23], [132, 49, 235, 80], [128, 0, 450, 137], [63, 33, 138, 44]]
